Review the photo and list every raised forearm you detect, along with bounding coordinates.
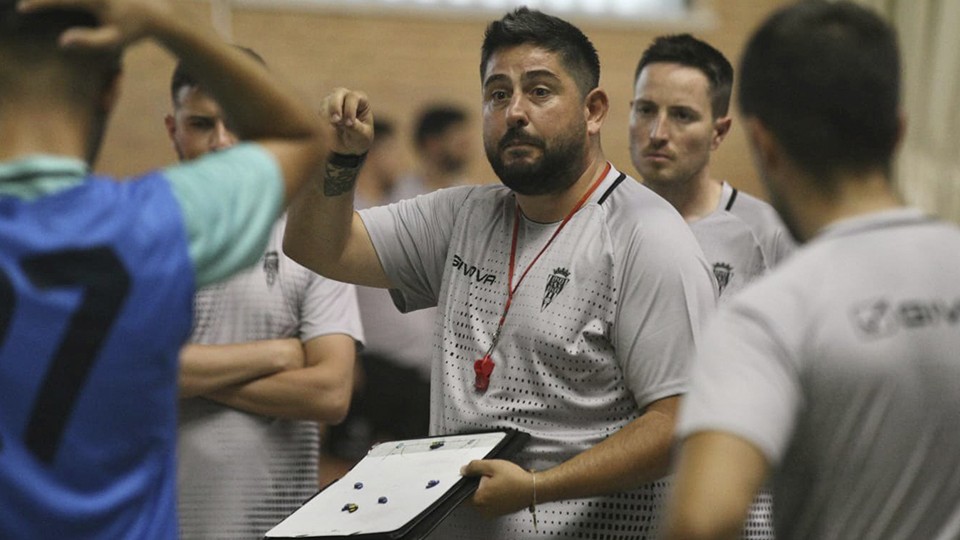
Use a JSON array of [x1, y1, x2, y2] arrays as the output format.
[[284, 164, 391, 287], [284, 161, 360, 278], [146, 11, 319, 144], [21, 0, 326, 203], [282, 87, 390, 287], [18, 0, 316, 143]]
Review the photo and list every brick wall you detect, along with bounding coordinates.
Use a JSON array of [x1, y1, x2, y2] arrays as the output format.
[[99, 0, 789, 198]]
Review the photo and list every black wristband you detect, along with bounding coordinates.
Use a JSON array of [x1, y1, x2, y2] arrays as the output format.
[[328, 151, 367, 169]]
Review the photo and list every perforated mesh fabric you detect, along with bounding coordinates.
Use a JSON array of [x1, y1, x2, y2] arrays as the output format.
[[361, 166, 714, 538], [178, 217, 363, 539]]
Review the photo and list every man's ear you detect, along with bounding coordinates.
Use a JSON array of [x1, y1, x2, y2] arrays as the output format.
[[711, 115, 732, 150], [164, 113, 177, 142], [584, 87, 609, 136]]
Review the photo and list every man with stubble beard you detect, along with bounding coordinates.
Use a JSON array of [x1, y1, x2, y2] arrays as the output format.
[[283, 7, 715, 538]]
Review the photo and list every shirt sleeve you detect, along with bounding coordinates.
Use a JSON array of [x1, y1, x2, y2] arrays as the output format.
[[771, 226, 798, 267], [677, 300, 803, 465], [358, 186, 475, 313], [614, 214, 717, 409], [163, 143, 284, 288], [298, 271, 365, 346]]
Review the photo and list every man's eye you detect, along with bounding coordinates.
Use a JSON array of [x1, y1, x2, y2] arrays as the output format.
[[488, 90, 510, 103], [634, 104, 655, 115], [189, 119, 214, 129]]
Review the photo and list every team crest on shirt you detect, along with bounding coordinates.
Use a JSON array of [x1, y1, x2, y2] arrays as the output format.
[[263, 251, 279, 287], [712, 262, 733, 296], [542, 267, 570, 311]]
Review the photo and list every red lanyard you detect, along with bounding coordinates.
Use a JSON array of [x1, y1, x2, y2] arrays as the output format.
[[474, 163, 611, 392]]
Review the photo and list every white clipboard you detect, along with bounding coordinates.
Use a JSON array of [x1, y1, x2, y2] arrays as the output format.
[[264, 429, 528, 540]]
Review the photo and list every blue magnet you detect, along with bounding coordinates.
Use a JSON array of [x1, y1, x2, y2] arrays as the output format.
[[354, 482, 363, 489], [378, 496, 388, 504], [426, 479, 439, 489]]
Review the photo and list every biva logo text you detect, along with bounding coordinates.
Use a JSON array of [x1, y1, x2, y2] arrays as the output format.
[[452, 255, 497, 285]]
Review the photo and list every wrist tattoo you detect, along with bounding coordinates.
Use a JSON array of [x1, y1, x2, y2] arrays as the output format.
[[323, 162, 361, 196]]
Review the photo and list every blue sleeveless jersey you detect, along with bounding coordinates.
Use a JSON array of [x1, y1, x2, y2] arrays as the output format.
[[0, 172, 194, 538]]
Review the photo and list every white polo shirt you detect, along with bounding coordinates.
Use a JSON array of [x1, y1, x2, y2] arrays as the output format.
[[690, 181, 794, 300], [680, 208, 960, 540], [360, 164, 715, 538]]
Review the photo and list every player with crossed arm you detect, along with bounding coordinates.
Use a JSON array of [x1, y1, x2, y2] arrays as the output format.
[[0, 0, 362, 536], [164, 52, 363, 539], [284, 8, 714, 539], [664, 2, 960, 539]]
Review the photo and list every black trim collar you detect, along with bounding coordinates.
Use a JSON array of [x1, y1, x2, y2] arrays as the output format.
[[724, 188, 739, 211], [597, 173, 627, 206]]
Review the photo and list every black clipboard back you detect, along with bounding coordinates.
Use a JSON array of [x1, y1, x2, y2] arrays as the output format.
[[264, 429, 529, 540]]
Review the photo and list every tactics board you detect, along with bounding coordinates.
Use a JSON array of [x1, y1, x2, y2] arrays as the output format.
[[264, 429, 528, 539]]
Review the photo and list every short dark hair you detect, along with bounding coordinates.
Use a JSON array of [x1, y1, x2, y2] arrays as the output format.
[[0, 2, 119, 82], [414, 105, 467, 149], [738, 1, 901, 181], [170, 45, 265, 106], [480, 7, 600, 97], [0, 2, 98, 47], [635, 34, 733, 118]]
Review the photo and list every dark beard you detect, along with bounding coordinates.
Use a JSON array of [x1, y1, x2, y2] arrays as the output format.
[[486, 125, 588, 196]]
